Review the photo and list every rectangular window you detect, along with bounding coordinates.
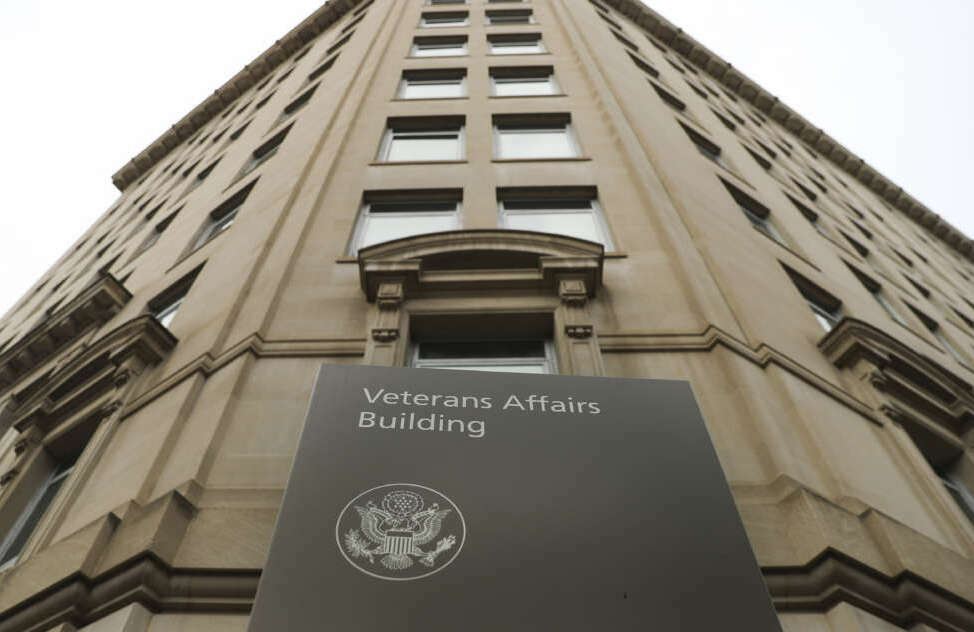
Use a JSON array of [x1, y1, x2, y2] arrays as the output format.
[[148, 267, 201, 330], [939, 471, 974, 527], [0, 437, 89, 570], [193, 180, 256, 249], [489, 66, 558, 96], [909, 305, 969, 365], [498, 187, 613, 248], [486, 9, 533, 24], [399, 69, 467, 99], [420, 11, 469, 27], [783, 267, 842, 332], [627, 52, 659, 78], [240, 124, 293, 176], [846, 265, 907, 326], [140, 207, 181, 252], [350, 190, 462, 254], [411, 36, 468, 57], [412, 340, 553, 374], [487, 33, 545, 55], [721, 180, 786, 246], [680, 123, 729, 169], [493, 114, 578, 159], [787, 195, 827, 237], [379, 117, 465, 162], [650, 82, 686, 111], [279, 83, 319, 121]]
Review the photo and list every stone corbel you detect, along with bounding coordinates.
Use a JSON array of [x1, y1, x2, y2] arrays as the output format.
[[559, 279, 592, 339], [556, 277, 604, 376], [366, 281, 407, 366], [371, 281, 404, 343]]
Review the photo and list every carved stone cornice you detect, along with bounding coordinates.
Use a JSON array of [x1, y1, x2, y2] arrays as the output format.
[[819, 318, 974, 439], [7, 316, 177, 434], [766, 548, 974, 632], [602, 0, 974, 264], [0, 553, 259, 632], [358, 230, 604, 302], [110, 0, 363, 191], [3, 549, 973, 632], [0, 275, 130, 396]]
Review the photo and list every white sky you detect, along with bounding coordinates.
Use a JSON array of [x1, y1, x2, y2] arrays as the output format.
[[0, 0, 971, 318]]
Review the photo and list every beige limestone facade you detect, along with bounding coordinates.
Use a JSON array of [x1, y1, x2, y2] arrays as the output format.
[[0, 0, 973, 630]]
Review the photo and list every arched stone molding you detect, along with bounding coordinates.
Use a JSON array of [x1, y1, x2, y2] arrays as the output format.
[[357, 230, 605, 375]]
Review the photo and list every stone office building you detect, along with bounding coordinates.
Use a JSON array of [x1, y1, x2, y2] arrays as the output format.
[[0, 0, 972, 629]]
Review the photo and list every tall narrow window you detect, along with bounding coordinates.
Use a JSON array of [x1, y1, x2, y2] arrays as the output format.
[[489, 66, 558, 96], [721, 180, 787, 245], [193, 180, 257, 249], [0, 438, 89, 570], [497, 187, 613, 248], [379, 117, 465, 162], [140, 207, 181, 252], [787, 195, 827, 236], [349, 190, 462, 254], [909, 305, 969, 365], [680, 124, 729, 169], [847, 265, 907, 326], [148, 267, 201, 330], [784, 267, 842, 332], [240, 124, 292, 176], [399, 69, 467, 99], [493, 114, 578, 159]]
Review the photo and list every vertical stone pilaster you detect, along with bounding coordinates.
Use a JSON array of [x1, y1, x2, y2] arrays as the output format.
[[556, 278, 605, 376], [365, 281, 407, 366]]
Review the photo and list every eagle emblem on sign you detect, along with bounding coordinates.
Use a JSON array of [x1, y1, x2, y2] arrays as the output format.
[[342, 488, 459, 572]]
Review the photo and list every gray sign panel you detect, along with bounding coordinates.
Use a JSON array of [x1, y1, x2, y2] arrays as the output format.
[[249, 364, 781, 631]]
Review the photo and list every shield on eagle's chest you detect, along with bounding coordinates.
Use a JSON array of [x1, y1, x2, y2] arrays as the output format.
[[385, 533, 414, 555]]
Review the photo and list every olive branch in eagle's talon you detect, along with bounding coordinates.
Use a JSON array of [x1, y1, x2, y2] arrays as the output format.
[[344, 529, 378, 563]]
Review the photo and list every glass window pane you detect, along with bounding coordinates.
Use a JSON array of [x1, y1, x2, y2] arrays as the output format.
[[427, 363, 547, 373], [0, 474, 68, 567], [497, 128, 574, 158], [360, 213, 458, 249], [490, 42, 543, 55], [414, 44, 466, 57], [503, 211, 601, 243], [387, 135, 460, 161], [493, 78, 555, 96], [403, 81, 464, 99]]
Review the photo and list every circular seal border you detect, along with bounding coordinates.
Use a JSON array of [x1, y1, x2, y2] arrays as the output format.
[[335, 482, 466, 581]]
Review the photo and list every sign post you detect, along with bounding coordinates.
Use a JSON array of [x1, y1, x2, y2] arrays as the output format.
[[249, 364, 782, 631]]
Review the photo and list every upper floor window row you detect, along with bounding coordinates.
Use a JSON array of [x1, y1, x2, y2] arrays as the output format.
[[398, 67, 560, 99], [348, 187, 613, 255], [377, 115, 581, 163], [410, 34, 545, 57], [419, 9, 533, 27]]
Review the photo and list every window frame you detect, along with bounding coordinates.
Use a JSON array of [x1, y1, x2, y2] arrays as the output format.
[[492, 115, 580, 160], [411, 36, 468, 57], [489, 66, 559, 97], [497, 190, 614, 249], [487, 33, 546, 55], [348, 192, 463, 255], [419, 11, 469, 27], [379, 118, 465, 163], [410, 340, 557, 374], [398, 69, 468, 100], [486, 9, 534, 25]]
